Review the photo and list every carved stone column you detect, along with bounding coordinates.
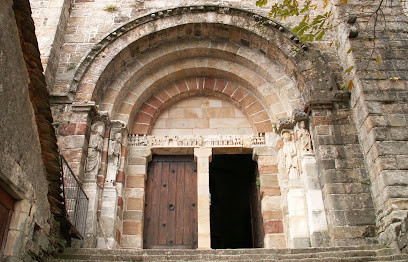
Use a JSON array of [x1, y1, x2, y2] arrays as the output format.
[[83, 121, 105, 247], [283, 129, 310, 248], [276, 111, 313, 248], [97, 121, 125, 248], [194, 147, 212, 250]]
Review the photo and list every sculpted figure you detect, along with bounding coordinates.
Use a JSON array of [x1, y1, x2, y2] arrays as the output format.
[[85, 123, 104, 179], [296, 121, 312, 153], [282, 131, 299, 180], [109, 132, 122, 158]]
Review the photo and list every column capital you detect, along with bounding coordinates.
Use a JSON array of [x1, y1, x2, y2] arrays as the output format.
[[194, 147, 212, 162], [252, 146, 275, 161], [129, 148, 152, 162]]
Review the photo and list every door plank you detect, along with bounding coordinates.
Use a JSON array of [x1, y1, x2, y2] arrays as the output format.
[[183, 161, 194, 246], [167, 161, 178, 246], [145, 161, 162, 248], [175, 161, 185, 245], [158, 161, 170, 245], [191, 162, 198, 248]]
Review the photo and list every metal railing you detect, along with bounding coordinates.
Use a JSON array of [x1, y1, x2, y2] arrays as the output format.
[[61, 156, 88, 239]]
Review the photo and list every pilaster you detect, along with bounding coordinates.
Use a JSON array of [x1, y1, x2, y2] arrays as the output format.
[[121, 147, 151, 249], [302, 153, 329, 247], [194, 147, 212, 250], [253, 146, 286, 248]]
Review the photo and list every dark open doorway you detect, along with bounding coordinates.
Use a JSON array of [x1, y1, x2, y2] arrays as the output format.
[[209, 154, 262, 249]]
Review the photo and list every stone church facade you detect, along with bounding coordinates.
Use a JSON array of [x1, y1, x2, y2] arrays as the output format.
[[1, 0, 408, 260]]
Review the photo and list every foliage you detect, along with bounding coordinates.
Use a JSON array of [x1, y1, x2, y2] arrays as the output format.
[[256, 0, 403, 89], [256, 0, 394, 44], [103, 4, 118, 12]]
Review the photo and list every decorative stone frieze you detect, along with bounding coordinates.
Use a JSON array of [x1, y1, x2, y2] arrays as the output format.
[[128, 133, 266, 149]]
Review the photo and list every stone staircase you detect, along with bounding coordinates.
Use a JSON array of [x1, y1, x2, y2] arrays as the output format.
[[50, 245, 408, 261]]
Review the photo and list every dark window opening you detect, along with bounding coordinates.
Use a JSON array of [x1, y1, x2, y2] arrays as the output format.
[[210, 154, 260, 249]]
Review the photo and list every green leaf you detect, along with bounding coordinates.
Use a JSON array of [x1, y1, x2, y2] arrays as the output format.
[[344, 65, 354, 74], [376, 55, 381, 64], [315, 30, 325, 41], [256, 0, 268, 7], [347, 48, 353, 54]]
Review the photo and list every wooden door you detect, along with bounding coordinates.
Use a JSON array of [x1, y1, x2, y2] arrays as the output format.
[[143, 156, 197, 249], [0, 186, 15, 260]]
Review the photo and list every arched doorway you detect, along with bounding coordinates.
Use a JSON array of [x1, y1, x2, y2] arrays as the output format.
[[64, 6, 339, 249]]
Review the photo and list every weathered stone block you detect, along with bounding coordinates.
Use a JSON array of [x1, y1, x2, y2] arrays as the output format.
[[264, 234, 286, 248], [123, 211, 143, 221], [126, 175, 145, 188], [264, 220, 284, 234], [126, 198, 144, 211], [263, 210, 283, 220], [120, 235, 142, 249], [127, 165, 146, 175], [260, 174, 278, 187], [259, 164, 278, 174], [123, 221, 142, 235], [262, 196, 282, 211]]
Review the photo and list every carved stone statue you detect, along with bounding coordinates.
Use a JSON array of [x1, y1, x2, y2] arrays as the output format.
[[85, 123, 104, 179], [296, 121, 312, 153], [109, 132, 122, 158], [282, 131, 299, 180]]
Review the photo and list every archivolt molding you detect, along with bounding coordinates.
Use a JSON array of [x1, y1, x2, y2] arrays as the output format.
[[95, 38, 303, 131], [70, 5, 306, 94], [70, 5, 338, 109]]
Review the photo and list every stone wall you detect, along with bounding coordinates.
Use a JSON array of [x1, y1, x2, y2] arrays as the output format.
[[30, 0, 73, 91], [333, 0, 408, 249], [0, 0, 67, 260], [308, 102, 377, 246]]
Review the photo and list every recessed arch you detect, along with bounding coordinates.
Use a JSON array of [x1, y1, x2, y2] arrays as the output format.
[[131, 77, 273, 134]]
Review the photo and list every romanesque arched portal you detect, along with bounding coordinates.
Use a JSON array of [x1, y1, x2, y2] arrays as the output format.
[[54, 5, 378, 251]]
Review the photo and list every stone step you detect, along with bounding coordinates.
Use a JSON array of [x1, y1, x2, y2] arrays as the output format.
[[58, 244, 388, 256], [51, 256, 408, 262], [53, 251, 391, 260], [50, 245, 408, 261]]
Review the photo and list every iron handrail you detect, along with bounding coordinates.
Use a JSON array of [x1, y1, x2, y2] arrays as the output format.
[[60, 155, 88, 239]]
